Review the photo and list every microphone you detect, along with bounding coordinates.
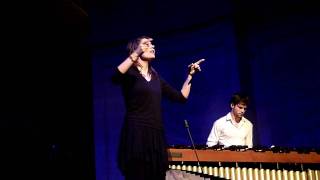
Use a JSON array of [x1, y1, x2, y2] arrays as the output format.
[[184, 120, 203, 176]]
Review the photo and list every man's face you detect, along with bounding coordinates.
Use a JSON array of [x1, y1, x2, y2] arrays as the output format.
[[140, 38, 155, 60], [231, 103, 247, 119]]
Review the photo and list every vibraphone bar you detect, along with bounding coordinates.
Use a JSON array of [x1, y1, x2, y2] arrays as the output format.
[[168, 147, 320, 180]]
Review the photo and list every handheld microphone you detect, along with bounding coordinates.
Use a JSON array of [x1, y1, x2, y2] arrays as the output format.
[[184, 120, 203, 175]]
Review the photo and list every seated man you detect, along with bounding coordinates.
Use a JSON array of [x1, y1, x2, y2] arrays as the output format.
[[206, 92, 253, 148]]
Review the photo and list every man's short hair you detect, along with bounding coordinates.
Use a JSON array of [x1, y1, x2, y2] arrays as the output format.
[[229, 92, 249, 106]]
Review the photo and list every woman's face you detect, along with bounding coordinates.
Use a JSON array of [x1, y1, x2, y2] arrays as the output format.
[[140, 38, 155, 60]]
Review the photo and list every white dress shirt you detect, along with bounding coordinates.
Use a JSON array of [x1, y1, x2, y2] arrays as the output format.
[[206, 112, 253, 148]]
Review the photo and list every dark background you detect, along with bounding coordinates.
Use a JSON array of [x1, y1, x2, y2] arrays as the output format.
[[2, 0, 93, 179], [2, 0, 320, 180]]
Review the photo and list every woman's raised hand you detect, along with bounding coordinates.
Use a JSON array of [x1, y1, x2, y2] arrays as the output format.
[[188, 59, 205, 75]]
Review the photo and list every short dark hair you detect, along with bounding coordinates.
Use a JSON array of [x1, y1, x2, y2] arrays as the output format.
[[229, 92, 249, 106], [126, 36, 152, 54]]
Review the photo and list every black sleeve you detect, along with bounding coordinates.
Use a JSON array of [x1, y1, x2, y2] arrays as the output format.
[[160, 78, 187, 103]]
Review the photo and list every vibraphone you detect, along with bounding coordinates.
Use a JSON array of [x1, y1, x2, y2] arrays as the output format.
[[168, 146, 320, 180]]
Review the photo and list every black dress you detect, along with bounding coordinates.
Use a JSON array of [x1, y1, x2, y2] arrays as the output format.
[[112, 66, 187, 178]]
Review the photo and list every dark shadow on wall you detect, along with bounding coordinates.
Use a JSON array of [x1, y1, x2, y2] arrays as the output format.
[[1, 0, 94, 179]]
